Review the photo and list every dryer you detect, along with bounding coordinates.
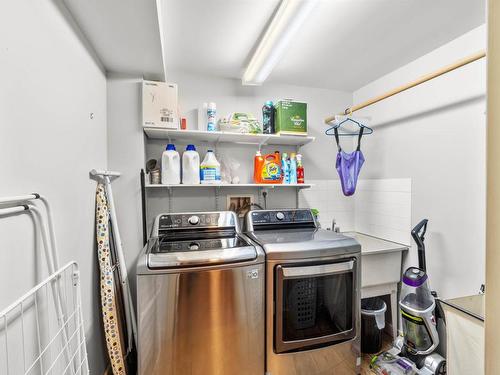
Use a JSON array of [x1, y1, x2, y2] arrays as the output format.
[[245, 208, 362, 375]]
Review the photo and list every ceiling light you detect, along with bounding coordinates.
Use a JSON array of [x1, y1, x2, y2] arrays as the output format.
[[242, 0, 318, 86]]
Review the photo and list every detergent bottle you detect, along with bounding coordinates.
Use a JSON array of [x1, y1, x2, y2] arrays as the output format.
[[161, 144, 181, 185], [289, 153, 297, 184], [182, 144, 200, 184], [200, 150, 221, 184], [253, 150, 264, 183], [282, 152, 290, 184], [259, 153, 283, 183]]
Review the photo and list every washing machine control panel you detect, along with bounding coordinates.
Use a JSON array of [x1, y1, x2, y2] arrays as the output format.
[[158, 212, 236, 232], [250, 209, 315, 227]]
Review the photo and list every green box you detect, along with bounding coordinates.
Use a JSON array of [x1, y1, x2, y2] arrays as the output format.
[[275, 100, 307, 135]]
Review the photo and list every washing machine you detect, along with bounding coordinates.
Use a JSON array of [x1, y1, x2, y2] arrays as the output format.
[[245, 208, 362, 375], [136, 211, 265, 375]]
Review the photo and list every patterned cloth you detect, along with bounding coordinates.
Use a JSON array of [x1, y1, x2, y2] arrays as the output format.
[[96, 183, 127, 375]]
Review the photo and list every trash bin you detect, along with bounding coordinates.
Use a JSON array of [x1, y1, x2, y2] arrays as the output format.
[[361, 297, 387, 353]]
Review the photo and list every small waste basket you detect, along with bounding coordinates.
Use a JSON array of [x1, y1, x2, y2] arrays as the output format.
[[361, 297, 387, 353]]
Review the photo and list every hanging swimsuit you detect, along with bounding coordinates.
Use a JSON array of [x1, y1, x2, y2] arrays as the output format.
[[335, 126, 365, 196]]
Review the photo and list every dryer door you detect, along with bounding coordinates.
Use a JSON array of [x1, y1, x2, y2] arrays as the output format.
[[274, 259, 357, 353]]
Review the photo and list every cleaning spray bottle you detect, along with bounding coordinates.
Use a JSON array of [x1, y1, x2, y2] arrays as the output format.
[[296, 153, 305, 184], [282, 152, 290, 184], [289, 153, 297, 184]]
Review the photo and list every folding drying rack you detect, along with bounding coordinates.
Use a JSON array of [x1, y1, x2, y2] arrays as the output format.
[[0, 194, 89, 375]]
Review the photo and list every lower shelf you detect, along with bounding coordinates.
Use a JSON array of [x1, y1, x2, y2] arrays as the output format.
[[145, 183, 313, 189]]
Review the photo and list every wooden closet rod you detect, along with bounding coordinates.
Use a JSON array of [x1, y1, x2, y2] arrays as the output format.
[[324, 50, 486, 124]]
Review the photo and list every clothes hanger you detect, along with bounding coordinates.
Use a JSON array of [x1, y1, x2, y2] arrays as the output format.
[[325, 115, 373, 137]]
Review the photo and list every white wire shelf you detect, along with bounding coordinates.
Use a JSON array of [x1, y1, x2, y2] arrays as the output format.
[[145, 183, 314, 189], [143, 128, 315, 147]]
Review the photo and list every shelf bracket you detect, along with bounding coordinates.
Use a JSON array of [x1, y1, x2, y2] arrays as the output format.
[[168, 187, 173, 212], [214, 186, 221, 210]]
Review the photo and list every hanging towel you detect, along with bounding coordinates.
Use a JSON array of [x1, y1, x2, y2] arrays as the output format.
[[335, 127, 365, 196], [96, 183, 128, 375]]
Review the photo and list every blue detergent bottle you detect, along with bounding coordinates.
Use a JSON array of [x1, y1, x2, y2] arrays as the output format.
[[289, 153, 297, 184], [282, 152, 290, 184]]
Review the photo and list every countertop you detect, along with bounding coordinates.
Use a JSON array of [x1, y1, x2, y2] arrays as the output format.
[[441, 294, 485, 321], [343, 231, 409, 255]]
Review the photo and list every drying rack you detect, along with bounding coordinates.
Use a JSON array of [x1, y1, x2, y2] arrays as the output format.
[[0, 194, 89, 375]]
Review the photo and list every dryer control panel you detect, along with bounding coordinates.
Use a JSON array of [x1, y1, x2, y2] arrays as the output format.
[[248, 209, 316, 230]]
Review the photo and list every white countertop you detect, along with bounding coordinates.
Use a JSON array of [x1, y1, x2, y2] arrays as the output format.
[[342, 231, 409, 255]]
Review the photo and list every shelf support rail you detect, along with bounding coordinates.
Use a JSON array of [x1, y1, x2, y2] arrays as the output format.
[[324, 50, 486, 124]]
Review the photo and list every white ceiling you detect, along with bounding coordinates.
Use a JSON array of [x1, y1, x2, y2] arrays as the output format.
[[164, 0, 486, 91], [63, 0, 166, 80]]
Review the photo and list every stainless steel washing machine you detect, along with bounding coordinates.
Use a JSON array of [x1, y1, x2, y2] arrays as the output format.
[[245, 209, 362, 375], [137, 211, 265, 375]]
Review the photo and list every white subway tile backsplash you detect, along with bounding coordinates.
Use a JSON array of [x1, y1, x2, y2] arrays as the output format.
[[299, 178, 412, 244], [355, 179, 412, 245]]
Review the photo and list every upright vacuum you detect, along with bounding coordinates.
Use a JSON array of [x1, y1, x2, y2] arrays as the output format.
[[371, 219, 446, 375]]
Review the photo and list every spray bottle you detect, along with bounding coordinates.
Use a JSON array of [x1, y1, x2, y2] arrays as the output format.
[[296, 154, 305, 184]]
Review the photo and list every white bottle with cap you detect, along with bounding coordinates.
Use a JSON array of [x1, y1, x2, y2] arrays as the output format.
[[182, 144, 200, 184], [200, 150, 221, 184], [207, 102, 217, 131], [161, 144, 180, 185]]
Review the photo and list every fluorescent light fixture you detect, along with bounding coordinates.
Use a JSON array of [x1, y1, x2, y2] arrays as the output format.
[[242, 0, 317, 85]]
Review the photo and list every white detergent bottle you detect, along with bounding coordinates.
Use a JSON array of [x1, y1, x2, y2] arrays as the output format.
[[200, 150, 221, 184], [182, 144, 200, 184], [161, 144, 180, 185]]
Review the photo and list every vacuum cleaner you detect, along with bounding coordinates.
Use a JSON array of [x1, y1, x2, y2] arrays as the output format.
[[371, 219, 446, 375]]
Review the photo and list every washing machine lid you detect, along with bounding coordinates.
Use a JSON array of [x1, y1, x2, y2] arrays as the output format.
[[146, 211, 258, 269], [147, 234, 257, 269], [245, 209, 360, 260], [246, 228, 360, 260]]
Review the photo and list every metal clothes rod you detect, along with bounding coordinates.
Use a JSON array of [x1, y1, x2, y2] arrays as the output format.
[[324, 50, 487, 124]]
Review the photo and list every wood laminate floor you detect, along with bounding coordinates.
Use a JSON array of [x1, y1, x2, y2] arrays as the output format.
[[360, 334, 393, 374]]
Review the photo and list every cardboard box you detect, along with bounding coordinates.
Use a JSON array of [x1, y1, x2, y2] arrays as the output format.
[[142, 81, 179, 129], [275, 100, 307, 135]]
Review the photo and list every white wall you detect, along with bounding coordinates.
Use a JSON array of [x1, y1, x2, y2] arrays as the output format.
[[353, 25, 487, 299], [0, 1, 107, 372], [106, 74, 146, 276]]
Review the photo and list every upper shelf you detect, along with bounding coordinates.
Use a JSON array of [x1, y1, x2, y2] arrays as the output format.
[[143, 128, 315, 147]]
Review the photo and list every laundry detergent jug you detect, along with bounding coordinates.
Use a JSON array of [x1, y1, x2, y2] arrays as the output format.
[[182, 144, 200, 184], [161, 144, 181, 184], [200, 150, 221, 184], [257, 153, 283, 183]]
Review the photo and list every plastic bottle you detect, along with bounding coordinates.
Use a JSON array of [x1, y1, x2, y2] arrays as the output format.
[[182, 144, 200, 184], [200, 150, 221, 184], [253, 150, 264, 183], [260, 153, 283, 183], [282, 152, 290, 184], [161, 144, 180, 185], [296, 154, 305, 184], [262, 101, 274, 134], [289, 153, 297, 184], [207, 102, 217, 131]]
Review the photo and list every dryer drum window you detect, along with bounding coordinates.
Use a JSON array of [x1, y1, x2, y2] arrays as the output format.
[[274, 259, 357, 353]]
